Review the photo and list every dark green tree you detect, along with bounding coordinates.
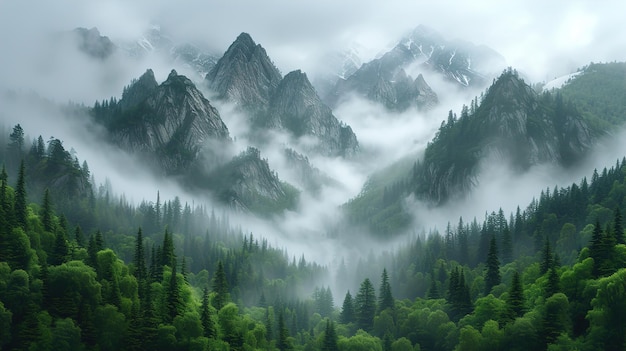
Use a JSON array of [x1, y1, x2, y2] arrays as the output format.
[[133, 227, 147, 281], [165, 260, 182, 323], [74, 225, 84, 247], [50, 231, 68, 265], [505, 271, 525, 322], [212, 260, 230, 310], [94, 230, 104, 251], [428, 270, 440, 299], [540, 236, 554, 275], [340, 291, 355, 324], [322, 319, 339, 351], [589, 220, 605, 277], [485, 235, 501, 294], [161, 228, 175, 267], [378, 268, 394, 312], [614, 207, 624, 244], [41, 188, 54, 232], [355, 278, 376, 331], [277, 310, 291, 351], [14, 160, 27, 230], [545, 267, 560, 298], [200, 287, 216, 339]]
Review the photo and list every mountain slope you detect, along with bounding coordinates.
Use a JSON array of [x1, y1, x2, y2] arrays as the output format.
[[206, 33, 359, 157], [96, 69, 230, 174], [414, 68, 594, 204]]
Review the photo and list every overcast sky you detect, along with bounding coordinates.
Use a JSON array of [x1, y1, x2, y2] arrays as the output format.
[[1, 0, 625, 100]]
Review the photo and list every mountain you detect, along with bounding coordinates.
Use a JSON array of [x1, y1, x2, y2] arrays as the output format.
[[327, 25, 504, 110], [415, 68, 594, 205], [557, 62, 626, 131], [94, 69, 230, 174], [344, 68, 595, 235], [198, 147, 298, 214], [71, 27, 116, 59], [263, 70, 359, 157], [205, 32, 282, 115], [206, 33, 359, 157]]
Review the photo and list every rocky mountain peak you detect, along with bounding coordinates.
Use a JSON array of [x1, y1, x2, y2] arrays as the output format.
[[72, 27, 116, 59], [205, 32, 282, 112], [120, 69, 158, 111]]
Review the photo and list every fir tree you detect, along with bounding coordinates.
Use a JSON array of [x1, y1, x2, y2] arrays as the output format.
[[212, 260, 230, 310], [540, 236, 554, 275], [378, 268, 394, 312], [133, 228, 147, 282], [200, 287, 216, 339], [427, 270, 440, 299], [165, 260, 181, 323], [322, 319, 339, 351], [74, 225, 84, 247], [484, 235, 501, 294], [545, 267, 560, 298], [50, 231, 68, 265], [340, 291, 355, 324], [614, 207, 625, 244], [355, 278, 376, 331], [94, 230, 104, 251], [14, 160, 27, 230], [505, 271, 525, 322], [277, 310, 291, 351], [161, 228, 175, 267], [41, 188, 54, 232]]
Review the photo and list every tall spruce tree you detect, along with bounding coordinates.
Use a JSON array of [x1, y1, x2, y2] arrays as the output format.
[[545, 267, 560, 298], [484, 235, 501, 294], [540, 236, 555, 275], [427, 270, 440, 299], [41, 188, 53, 232], [200, 287, 216, 339], [212, 260, 230, 310], [378, 268, 394, 312], [322, 319, 339, 351], [277, 310, 291, 351], [614, 207, 624, 244], [133, 228, 147, 282], [355, 278, 376, 331], [340, 291, 355, 324], [165, 260, 181, 323], [14, 160, 27, 230], [505, 271, 525, 322]]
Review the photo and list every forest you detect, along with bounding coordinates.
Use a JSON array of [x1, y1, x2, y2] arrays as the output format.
[[1, 115, 626, 351]]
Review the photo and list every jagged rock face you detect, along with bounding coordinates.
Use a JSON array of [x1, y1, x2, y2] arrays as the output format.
[[415, 70, 594, 205], [265, 70, 359, 157], [202, 147, 297, 213], [110, 69, 230, 173], [205, 32, 282, 114], [72, 27, 116, 59], [329, 44, 439, 111]]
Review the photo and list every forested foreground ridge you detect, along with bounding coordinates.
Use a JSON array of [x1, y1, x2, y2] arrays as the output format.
[[2, 122, 626, 350]]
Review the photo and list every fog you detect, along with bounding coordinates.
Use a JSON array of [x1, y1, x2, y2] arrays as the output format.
[[1, 1, 626, 283]]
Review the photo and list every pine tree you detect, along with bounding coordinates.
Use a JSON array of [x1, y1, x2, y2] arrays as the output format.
[[161, 228, 175, 267], [212, 260, 230, 310], [165, 260, 181, 323], [87, 235, 98, 267], [133, 228, 147, 282], [322, 319, 339, 351], [355, 278, 376, 331], [505, 271, 525, 322], [540, 236, 555, 275], [427, 270, 440, 299], [74, 225, 84, 247], [41, 188, 54, 232], [50, 231, 68, 265], [95, 230, 104, 251], [484, 235, 501, 294], [200, 287, 216, 339], [14, 160, 27, 230], [614, 207, 625, 244], [277, 310, 291, 351], [501, 227, 513, 264], [340, 291, 355, 324], [545, 267, 560, 298], [378, 268, 394, 312]]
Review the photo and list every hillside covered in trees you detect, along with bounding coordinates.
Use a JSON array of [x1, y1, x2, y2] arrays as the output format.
[[2, 111, 626, 351]]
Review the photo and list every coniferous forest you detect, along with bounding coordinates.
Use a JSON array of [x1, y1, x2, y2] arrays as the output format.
[[2, 105, 626, 350], [1, 6, 626, 350]]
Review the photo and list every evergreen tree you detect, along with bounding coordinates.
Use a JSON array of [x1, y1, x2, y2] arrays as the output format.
[[200, 287, 216, 339], [501, 227, 513, 264], [545, 267, 560, 298], [355, 278, 376, 331], [87, 235, 98, 267], [74, 225, 84, 247], [589, 220, 605, 277], [540, 236, 554, 275], [212, 260, 230, 310], [340, 291, 355, 324], [14, 160, 27, 230], [614, 207, 625, 244], [322, 319, 339, 351], [41, 188, 54, 232], [427, 270, 440, 299], [94, 230, 104, 251], [378, 268, 394, 312], [50, 231, 68, 265], [133, 227, 147, 281], [277, 310, 291, 351], [165, 260, 181, 323], [161, 228, 175, 267], [505, 271, 525, 322], [484, 235, 501, 294]]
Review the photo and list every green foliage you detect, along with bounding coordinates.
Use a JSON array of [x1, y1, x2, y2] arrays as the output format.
[[355, 278, 377, 332], [485, 236, 501, 294]]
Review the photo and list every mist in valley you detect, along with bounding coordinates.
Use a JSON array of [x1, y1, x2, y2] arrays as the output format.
[[2, 0, 626, 301]]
